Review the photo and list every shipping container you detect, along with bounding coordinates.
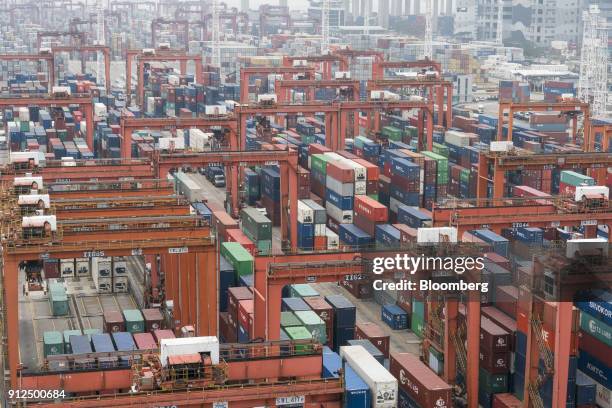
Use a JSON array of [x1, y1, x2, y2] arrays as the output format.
[[344, 363, 371, 407], [123, 309, 145, 334], [355, 322, 390, 358], [43, 331, 64, 357], [347, 339, 385, 365], [340, 345, 398, 407], [142, 308, 163, 332], [220, 242, 254, 277], [389, 352, 453, 408], [381, 304, 409, 330], [133, 332, 157, 350]]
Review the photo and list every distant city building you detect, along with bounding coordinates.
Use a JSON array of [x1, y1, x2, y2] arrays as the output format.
[[473, 0, 584, 47], [308, 0, 346, 28]]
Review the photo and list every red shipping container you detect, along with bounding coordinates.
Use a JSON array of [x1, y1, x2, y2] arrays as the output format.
[[354, 195, 388, 222], [308, 143, 331, 155], [578, 330, 609, 364], [326, 160, 354, 183], [479, 349, 510, 374], [337, 150, 359, 160], [228, 287, 253, 323], [353, 213, 379, 236], [152, 329, 175, 345], [313, 236, 327, 250], [353, 158, 380, 181], [355, 322, 390, 357], [219, 312, 237, 343], [133, 333, 157, 350], [238, 299, 254, 337], [482, 306, 517, 351], [559, 181, 577, 196], [481, 317, 511, 354], [496, 284, 518, 307], [341, 277, 373, 299], [226, 229, 256, 255], [43, 259, 60, 279], [492, 393, 522, 408], [483, 252, 511, 271], [213, 211, 239, 241], [389, 352, 453, 408], [393, 224, 417, 243]]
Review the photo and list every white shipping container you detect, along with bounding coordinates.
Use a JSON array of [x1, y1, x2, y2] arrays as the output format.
[[158, 137, 185, 151], [339, 158, 366, 181], [75, 258, 90, 276], [94, 103, 108, 118], [95, 277, 113, 293], [14, 176, 43, 189], [160, 337, 220, 367], [417, 227, 458, 243], [11, 151, 41, 166], [297, 200, 314, 223], [18, 107, 29, 121], [575, 185, 609, 201], [113, 276, 129, 293], [340, 345, 398, 408], [444, 130, 471, 147], [205, 105, 227, 115], [566, 238, 609, 258], [314, 223, 326, 237], [325, 228, 339, 249], [17, 194, 50, 209], [60, 259, 75, 277], [92, 257, 112, 279], [112, 257, 128, 276], [326, 175, 354, 196], [597, 382, 611, 408], [22, 215, 57, 231], [325, 201, 353, 224], [354, 181, 367, 195], [490, 141, 514, 152]]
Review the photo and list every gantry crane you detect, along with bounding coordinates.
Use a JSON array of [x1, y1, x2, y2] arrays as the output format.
[[125, 49, 204, 106], [432, 195, 612, 239], [0, 53, 55, 91], [282, 54, 349, 80], [36, 31, 86, 50], [275, 79, 361, 103], [371, 58, 442, 80], [476, 151, 611, 199], [0, 96, 94, 149], [239, 66, 316, 103], [497, 100, 592, 149], [51, 45, 111, 92], [151, 18, 190, 50]]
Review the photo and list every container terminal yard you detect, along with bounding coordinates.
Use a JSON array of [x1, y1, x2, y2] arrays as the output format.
[[0, 0, 611, 407]]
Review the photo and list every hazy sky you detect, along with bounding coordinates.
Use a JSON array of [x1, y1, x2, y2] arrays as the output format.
[[224, 0, 320, 11]]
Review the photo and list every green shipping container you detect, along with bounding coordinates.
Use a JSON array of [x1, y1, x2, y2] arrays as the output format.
[[479, 367, 508, 394], [412, 299, 425, 319], [220, 242, 254, 277], [241, 208, 272, 241], [406, 126, 418, 138], [281, 311, 302, 328], [50, 283, 69, 317], [382, 126, 403, 141], [411, 313, 425, 338], [63, 329, 83, 353], [294, 311, 327, 344], [43, 331, 64, 357], [432, 142, 450, 157], [460, 168, 471, 183], [580, 312, 611, 347], [560, 170, 595, 187], [354, 136, 372, 149], [284, 326, 313, 354], [422, 151, 449, 184], [310, 154, 330, 175], [289, 284, 319, 298], [256, 240, 272, 255], [123, 309, 145, 333]]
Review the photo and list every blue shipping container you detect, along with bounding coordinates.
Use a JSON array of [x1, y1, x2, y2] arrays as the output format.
[[575, 371, 597, 405], [326, 188, 354, 211], [91, 333, 115, 352], [471, 229, 510, 258], [391, 157, 420, 179], [338, 224, 372, 247], [325, 295, 356, 328], [381, 304, 409, 330], [219, 255, 236, 312], [344, 364, 371, 408], [322, 346, 342, 378], [578, 350, 611, 389], [282, 297, 311, 312], [397, 205, 431, 228], [375, 224, 401, 247]]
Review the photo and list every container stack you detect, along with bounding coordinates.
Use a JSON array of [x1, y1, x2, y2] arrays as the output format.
[[559, 170, 595, 195], [325, 294, 356, 352], [240, 208, 272, 255], [576, 290, 611, 407], [260, 166, 281, 226], [498, 80, 530, 103]]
